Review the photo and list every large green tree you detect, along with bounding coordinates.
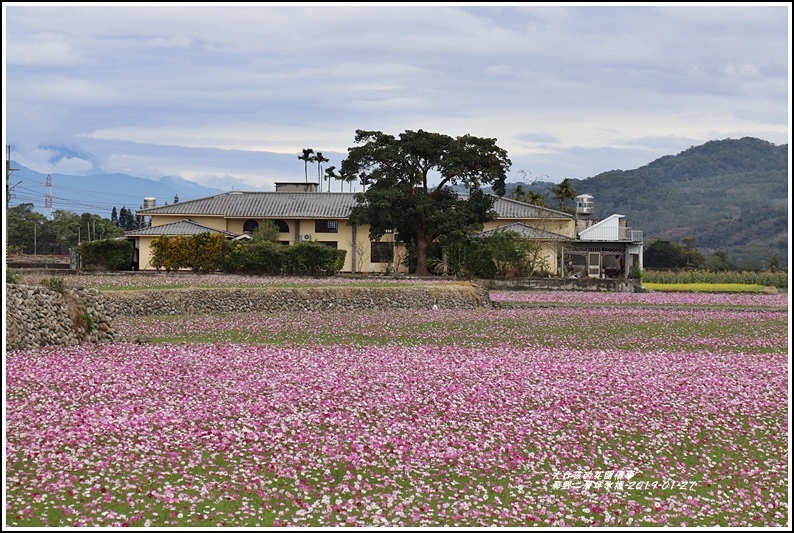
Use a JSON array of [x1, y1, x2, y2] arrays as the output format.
[[341, 129, 512, 276], [6, 204, 47, 254], [644, 239, 687, 269]]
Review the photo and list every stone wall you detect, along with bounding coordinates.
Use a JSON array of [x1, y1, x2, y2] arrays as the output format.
[[102, 284, 492, 316], [5, 284, 116, 351], [478, 277, 646, 293], [5, 283, 491, 350]]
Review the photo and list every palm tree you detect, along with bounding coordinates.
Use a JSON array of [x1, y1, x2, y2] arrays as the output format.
[[550, 178, 577, 211], [525, 190, 546, 207], [315, 152, 330, 190], [298, 148, 316, 183], [509, 183, 546, 207], [325, 166, 339, 191]]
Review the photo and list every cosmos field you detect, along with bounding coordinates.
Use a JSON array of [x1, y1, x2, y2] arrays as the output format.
[[5, 288, 789, 527]]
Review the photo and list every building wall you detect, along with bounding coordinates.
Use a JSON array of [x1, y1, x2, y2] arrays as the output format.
[[482, 217, 576, 238], [136, 213, 575, 275], [134, 236, 157, 271], [136, 216, 381, 273], [578, 214, 622, 241]]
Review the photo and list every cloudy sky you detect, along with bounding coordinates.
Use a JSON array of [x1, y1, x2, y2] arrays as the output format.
[[3, 3, 790, 192]]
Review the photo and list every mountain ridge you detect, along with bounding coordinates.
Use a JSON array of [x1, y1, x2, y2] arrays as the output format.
[[498, 137, 789, 268]]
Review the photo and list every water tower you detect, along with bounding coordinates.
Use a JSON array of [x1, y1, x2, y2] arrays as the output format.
[[139, 197, 156, 228], [575, 194, 594, 217]]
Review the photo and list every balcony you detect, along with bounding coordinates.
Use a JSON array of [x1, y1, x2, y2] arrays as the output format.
[[578, 227, 643, 242]]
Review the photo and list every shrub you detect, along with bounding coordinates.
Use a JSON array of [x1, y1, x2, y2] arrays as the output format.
[[6, 269, 22, 284], [447, 230, 542, 279], [629, 262, 643, 280], [223, 241, 345, 276], [47, 277, 65, 293], [78, 238, 134, 271], [284, 242, 346, 276], [151, 234, 223, 272], [191, 233, 225, 273], [224, 240, 287, 275]]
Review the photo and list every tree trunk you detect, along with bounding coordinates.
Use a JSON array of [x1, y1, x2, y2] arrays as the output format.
[[414, 226, 430, 276]]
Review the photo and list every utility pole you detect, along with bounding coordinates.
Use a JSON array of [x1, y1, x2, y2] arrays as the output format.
[[6, 145, 20, 210], [6, 145, 21, 255]]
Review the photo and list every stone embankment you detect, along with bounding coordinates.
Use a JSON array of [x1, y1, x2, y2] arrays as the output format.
[[479, 278, 646, 292], [102, 284, 492, 316], [6, 283, 491, 350], [5, 283, 116, 351]]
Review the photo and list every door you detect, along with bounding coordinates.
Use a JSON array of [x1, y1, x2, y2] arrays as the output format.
[[588, 252, 601, 278]]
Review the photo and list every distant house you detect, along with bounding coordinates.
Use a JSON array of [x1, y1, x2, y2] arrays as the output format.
[[565, 194, 644, 278], [124, 219, 237, 271], [124, 185, 642, 277], [125, 183, 578, 274]]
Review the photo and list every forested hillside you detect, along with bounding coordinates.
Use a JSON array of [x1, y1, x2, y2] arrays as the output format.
[[504, 137, 789, 268]]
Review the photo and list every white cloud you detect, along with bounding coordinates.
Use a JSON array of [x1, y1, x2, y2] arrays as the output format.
[[13, 147, 94, 175], [7, 36, 81, 66], [3, 3, 789, 188]]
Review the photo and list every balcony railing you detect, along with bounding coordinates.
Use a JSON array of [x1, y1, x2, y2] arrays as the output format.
[[578, 227, 643, 242]]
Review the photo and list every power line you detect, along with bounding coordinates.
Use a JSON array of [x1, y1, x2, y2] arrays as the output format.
[[12, 174, 152, 203]]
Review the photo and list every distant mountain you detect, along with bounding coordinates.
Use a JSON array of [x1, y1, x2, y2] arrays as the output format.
[[7, 163, 225, 219], [497, 137, 789, 268]]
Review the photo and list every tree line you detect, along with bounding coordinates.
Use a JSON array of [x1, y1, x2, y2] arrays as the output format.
[[6, 204, 135, 255], [643, 237, 782, 273]]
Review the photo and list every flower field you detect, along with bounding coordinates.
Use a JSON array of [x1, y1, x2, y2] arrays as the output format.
[[489, 290, 789, 309], [5, 291, 789, 527]]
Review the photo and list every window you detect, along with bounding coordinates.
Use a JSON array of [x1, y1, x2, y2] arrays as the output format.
[[315, 220, 338, 233], [317, 241, 338, 249], [371, 242, 394, 263], [273, 219, 290, 233], [243, 220, 259, 234]]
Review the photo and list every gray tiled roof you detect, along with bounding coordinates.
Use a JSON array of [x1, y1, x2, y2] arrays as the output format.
[[134, 191, 573, 220], [136, 192, 359, 219], [124, 219, 236, 237], [478, 222, 570, 240], [488, 196, 573, 219]]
